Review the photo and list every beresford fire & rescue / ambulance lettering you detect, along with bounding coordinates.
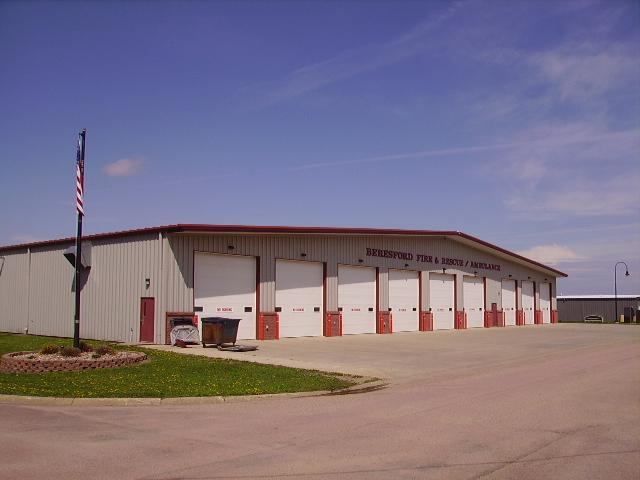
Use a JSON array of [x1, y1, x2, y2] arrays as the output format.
[[366, 248, 500, 271]]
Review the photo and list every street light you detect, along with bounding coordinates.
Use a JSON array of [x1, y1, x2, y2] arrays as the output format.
[[614, 261, 630, 323]]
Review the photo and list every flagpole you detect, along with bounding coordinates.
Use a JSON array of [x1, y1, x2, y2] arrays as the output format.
[[73, 129, 86, 348]]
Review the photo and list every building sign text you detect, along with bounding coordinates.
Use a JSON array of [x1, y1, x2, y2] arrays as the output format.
[[365, 248, 500, 271]]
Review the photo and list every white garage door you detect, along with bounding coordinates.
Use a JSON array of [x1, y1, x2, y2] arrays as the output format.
[[501, 279, 516, 326], [521, 281, 534, 325], [389, 269, 419, 332], [463, 276, 484, 328], [338, 265, 376, 335], [539, 282, 551, 323], [430, 273, 455, 330], [194, 253, 256, 341], [276, 260, 323, 338]]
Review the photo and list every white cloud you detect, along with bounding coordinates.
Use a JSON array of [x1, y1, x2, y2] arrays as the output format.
[[504, 155, 547, 183], [289, 124, 639, 179], [570, 230, 640, 263], [522, 225, 640, 294], [469, 93, 524, 121], [530, 42, 639, 102], [501, 122, 639, 168], [505, 168, 640, 217], [493, 221, 640, 242], [241, 1, 467, 107], [103, 158, 144, 177], [545, 176, 639, 216], [517, 244, 581, 265], [289, 141, 521, 171], [464, 6, 640, 223], [485, 121, 640, 217]]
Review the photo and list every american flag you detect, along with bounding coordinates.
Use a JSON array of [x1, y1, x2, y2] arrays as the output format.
[[76, 131, 85, 216]]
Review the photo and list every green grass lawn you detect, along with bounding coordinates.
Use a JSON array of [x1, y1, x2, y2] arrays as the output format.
[[0, 333, 354, 398]]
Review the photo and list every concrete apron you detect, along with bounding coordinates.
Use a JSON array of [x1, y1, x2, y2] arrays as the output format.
[[143, 324, 640, 386], [144, 339, 387, 378], [142, 324, 572, 379], [4, 324, 633, 407]]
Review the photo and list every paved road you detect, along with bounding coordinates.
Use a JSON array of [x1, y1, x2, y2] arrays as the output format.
[[1, 324, 639, 479]]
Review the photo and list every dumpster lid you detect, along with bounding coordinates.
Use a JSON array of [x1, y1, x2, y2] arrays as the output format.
[[201, 317, 241, 323]]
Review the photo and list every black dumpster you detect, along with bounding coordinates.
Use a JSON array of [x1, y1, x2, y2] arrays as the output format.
[[201, 317, 241, 347]]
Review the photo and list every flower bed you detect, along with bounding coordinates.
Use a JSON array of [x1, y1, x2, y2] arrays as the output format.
[[0, 351, 147, 374]]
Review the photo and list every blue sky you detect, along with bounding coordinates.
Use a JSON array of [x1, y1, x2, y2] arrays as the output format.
[[1, 0, 638, 294]]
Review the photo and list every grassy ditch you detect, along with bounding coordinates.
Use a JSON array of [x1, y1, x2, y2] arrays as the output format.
[[0, 333, 354, 398]]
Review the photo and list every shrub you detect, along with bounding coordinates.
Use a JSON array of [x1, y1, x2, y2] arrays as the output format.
[[78, 341, 93, 353], [95, 345, 115, 356], [91, 353, 101, 359], [40, 344, 60, 355], [59, 346, 82, 357]]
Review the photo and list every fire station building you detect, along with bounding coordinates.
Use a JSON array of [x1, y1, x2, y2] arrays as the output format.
[[0, 224, 566, 343]]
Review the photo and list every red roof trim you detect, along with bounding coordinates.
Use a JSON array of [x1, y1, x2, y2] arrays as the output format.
[[0, 223, 567, 277]]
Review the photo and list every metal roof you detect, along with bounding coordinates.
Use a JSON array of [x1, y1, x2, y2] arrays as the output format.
[[0, 223, 568, 277]]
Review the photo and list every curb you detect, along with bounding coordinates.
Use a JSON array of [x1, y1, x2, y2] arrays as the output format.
[[0, 379, 387, 407]]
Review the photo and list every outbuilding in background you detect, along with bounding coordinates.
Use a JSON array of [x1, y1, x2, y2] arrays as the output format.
[[557, 295, 640, 323]]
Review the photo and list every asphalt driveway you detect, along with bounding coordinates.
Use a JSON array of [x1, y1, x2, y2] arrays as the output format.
[[1, 324, 639, 479]]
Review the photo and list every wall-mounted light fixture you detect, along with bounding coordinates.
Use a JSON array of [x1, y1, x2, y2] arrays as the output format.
[[528, 276, 531, 280], [227, 245, 235, 250], [442, 268, 446, 274], [474, 271, 478, 276], [358, 259, 363, 263], [300, 253, 307, 258], [404, 263, 409, 268], [145, 278, 150, 289], [509, 274, 512, 278]]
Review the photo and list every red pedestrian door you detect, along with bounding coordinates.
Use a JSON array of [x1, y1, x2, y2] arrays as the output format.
[[140, 298, 155, 343]]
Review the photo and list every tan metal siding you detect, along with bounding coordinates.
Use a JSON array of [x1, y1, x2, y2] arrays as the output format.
[[0, 250, 30, 333], [165, 233, 558, 324], [378, 268, 389, 311], [2, 230, 558, 342], [485, 278, 502, 310], [455, 273, 464, 311], [14, 234, 163, 342], [420, 271, 429, 310], [325, 261, 338, 312], [81, 234, 163, 342], [27, 245, 75, 337]]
